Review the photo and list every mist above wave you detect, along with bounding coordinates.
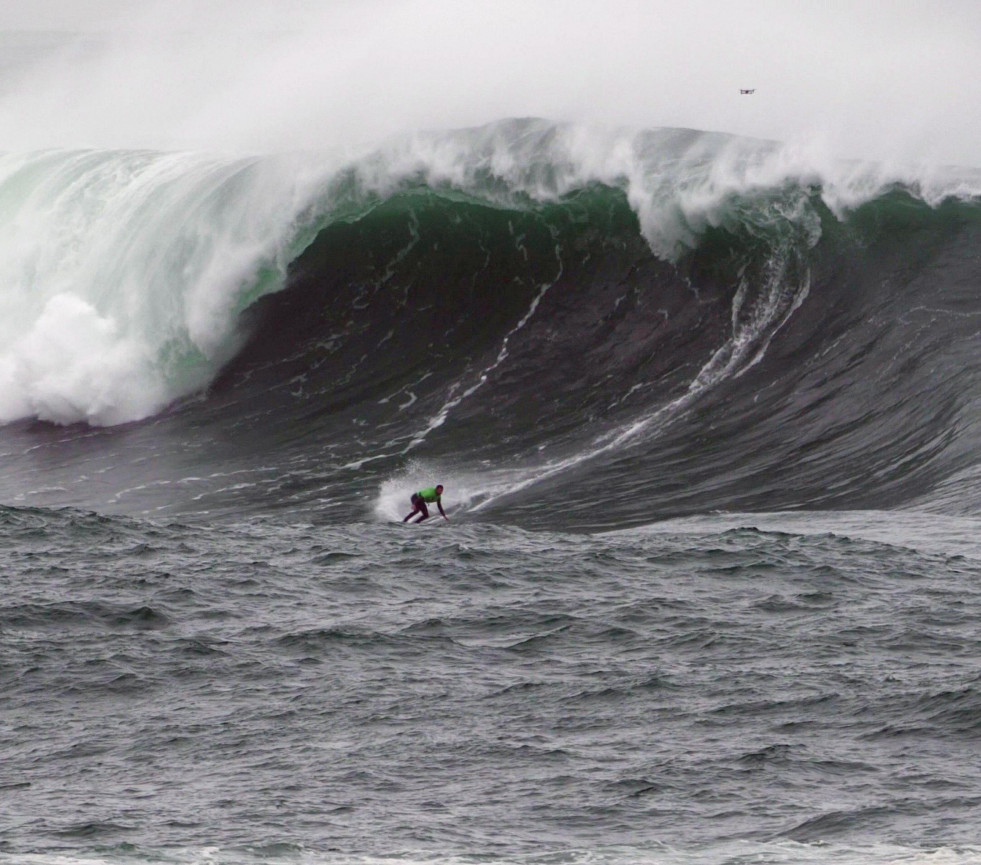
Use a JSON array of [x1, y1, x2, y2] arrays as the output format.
[[1, 0, 979, 168]]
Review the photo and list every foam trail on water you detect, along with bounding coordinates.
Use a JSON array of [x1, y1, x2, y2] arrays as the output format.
[[402, 239, 563, 455], [7, 840, 978, 865], [465, 233, 814, 512]]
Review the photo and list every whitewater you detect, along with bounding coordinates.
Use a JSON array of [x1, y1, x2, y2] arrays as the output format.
[[3, 13, 981, 865], [0, 121, 976, 431]]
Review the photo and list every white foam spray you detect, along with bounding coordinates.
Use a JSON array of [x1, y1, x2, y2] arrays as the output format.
[[374, 458, 497, 522], [0, 149, 331, 424], [7, 838, 981, 865], [1, 8, 981, 431], [0, 118, 977, 429]]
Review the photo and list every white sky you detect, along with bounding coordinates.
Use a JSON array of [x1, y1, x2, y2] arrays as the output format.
[[0, 0, 977, 166]]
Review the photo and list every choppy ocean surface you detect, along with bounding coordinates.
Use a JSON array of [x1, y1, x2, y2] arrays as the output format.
[[0, 39, 980, 863], [4, 508, 981, 865]]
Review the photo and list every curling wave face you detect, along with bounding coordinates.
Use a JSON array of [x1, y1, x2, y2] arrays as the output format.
[[1, 119, 981, 525]]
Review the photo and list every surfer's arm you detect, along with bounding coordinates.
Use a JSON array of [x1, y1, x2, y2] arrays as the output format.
[[438, 500, 448, 520]]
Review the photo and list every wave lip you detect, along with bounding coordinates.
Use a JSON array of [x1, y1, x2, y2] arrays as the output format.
[[0, 149, 330, 425], [1, 120, 981, 527], [1, 119, 979, 429]]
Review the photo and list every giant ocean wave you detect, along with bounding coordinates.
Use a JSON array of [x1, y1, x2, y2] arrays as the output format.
[[2, 118, 981, 526]]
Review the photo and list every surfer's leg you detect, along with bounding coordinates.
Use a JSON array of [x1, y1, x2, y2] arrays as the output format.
[[414, 502, 430, 523], [404, 494, 421, 522]]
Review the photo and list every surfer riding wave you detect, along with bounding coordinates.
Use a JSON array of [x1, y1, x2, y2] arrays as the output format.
[[404, 484, 448, 523]]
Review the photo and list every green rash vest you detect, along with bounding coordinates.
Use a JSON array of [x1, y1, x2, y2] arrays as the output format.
[[418, 487, 441, 503]]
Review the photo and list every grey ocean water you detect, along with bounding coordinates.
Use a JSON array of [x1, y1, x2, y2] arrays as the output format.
[[2, 31, 981, 865], [3, 508, 981, 865]]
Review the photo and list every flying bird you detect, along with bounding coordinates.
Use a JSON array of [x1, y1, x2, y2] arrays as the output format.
[[740, 89, 756, 94]]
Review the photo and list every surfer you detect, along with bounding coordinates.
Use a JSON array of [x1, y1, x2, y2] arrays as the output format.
[[403, 484, 448, 523]]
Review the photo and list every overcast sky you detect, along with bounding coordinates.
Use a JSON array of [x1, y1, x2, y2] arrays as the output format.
[[0, 0, 977, 166]]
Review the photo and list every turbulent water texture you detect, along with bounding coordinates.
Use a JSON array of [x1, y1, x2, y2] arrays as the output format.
[[1, 120, 981, 527], [4, 509, 981, 865], [3, 118, 981, 865]]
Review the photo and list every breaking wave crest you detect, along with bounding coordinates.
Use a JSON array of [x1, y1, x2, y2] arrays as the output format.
[[3, 119, 981, 528], [1, 119, 977, 428]]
